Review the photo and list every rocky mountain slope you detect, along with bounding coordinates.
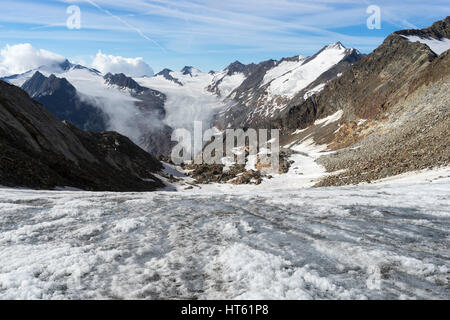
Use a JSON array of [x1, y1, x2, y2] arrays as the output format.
[[179, 17, 449, 186], [213, 43, 364, 129], [276, 17, 450, 186], [1, 18, 448, 188], [0, 80, 164, 191]]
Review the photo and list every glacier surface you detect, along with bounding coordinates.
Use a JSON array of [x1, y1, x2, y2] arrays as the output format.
[[0, 168, 449, 300]]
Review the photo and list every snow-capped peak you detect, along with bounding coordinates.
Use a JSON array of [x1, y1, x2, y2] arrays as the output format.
[[224, 61, 246, 75], [180, 66, 202, 77], [325, 41, 346, 51]]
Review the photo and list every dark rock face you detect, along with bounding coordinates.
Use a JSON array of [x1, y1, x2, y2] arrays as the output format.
[[21, 71, 48, 95], [104, 72, 146, 93], [0, 80, 164, 191], [139, 124, 175, 159], [156, 69, 183, 86], [22, 72, 108, 133], [23, 70, 174, 158], [180, 66, 201, 76], [59, 59, 73, 71]]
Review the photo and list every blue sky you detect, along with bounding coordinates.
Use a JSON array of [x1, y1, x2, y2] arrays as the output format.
[[0, 0, 449, 72]]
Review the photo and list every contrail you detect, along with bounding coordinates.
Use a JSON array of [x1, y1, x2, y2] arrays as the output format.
[[85, 0, 166, 52]]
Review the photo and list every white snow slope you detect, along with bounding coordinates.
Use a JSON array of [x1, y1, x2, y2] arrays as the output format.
[[0, 168, 449, 300], [266, 43, 347, 98], [404, 36, 450, 56], [210, 70, 247, 98]]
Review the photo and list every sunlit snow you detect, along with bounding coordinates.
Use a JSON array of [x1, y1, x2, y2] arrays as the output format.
[[404, 36, 450, 56], [266, 43, 347, 98]]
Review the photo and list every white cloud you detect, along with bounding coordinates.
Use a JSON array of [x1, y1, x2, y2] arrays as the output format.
[[0, 43, 66, 76], [91, 51, 154, 77]]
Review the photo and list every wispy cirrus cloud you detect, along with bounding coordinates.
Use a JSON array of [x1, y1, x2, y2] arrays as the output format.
[[0, 0, 448, 71]]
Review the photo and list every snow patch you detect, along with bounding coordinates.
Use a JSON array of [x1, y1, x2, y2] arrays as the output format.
[[314, 110, 344, 126], [304, 83, 326, 100], [404, 36, 450, 56]]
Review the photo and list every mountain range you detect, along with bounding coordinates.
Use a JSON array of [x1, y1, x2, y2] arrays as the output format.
[[0, 16, 449, 191], [0, 41, 364, 156]]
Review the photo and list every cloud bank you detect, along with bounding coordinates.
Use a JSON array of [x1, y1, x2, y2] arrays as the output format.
[[0, 43, 66, 76], [0, 44, 155, 79], [92, 51, 154, 77]]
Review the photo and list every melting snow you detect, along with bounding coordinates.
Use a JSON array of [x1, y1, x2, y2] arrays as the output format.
[[292, 128, 308, 135], [0, 166, 448, 299]]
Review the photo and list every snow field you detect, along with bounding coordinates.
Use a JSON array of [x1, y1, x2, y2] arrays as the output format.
[[0, 171, 448, 299]]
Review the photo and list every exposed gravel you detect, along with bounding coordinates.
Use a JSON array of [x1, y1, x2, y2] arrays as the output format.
[[316, 81, 450, 186]]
